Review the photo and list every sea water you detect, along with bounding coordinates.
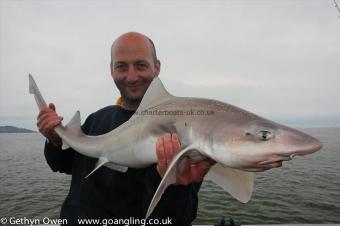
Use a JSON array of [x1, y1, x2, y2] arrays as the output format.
[[0, 128, 339, 225]]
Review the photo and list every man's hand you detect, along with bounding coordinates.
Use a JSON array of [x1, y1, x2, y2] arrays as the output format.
[[37, 103, 63, 146], [156, 133, 216, 185]]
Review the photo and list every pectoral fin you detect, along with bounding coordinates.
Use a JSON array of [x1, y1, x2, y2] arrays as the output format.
[[205, 163, 254, 203], [145, 145, 193, 219], [85, 157, 109, 178], [85, 157, 129, 178]]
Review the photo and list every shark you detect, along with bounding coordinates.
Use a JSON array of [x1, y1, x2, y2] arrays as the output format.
[[28, 74, 322, 219]]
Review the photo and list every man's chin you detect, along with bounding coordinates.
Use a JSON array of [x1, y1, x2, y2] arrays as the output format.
[[123, 92, 145, 104], [116, 80, 153, 106]]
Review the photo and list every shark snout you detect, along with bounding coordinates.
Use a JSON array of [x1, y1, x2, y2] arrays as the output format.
[[290, 141, 322, 161], [258, 138, 322, 167], [289, 135, 323, 156], [277, 129, 323, 160]]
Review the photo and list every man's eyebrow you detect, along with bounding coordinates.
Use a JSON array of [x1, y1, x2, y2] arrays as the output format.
[[114, 61, 126, 65], [135, 60, 149, 64]]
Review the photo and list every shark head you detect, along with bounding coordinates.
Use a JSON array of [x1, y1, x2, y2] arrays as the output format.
[[210, 117, 322, 172]]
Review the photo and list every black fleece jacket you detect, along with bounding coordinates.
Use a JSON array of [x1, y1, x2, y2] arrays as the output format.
[[44, 105, 200, 226]]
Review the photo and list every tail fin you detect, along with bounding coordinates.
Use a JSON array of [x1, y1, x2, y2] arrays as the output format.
[[28, 74, 48, 111]]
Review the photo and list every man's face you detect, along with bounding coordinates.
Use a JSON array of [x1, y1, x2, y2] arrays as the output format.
[[110, 36, 160, 105]]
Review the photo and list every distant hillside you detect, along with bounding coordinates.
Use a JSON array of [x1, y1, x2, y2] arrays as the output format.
[[0, 126, 36, 133]]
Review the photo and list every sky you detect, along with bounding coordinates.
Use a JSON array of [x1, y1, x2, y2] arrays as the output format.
[[1, 0, 340, 130]]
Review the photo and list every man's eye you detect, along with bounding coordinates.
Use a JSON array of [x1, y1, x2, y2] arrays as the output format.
[[115, 64, 126, 71], [136, 63, 148, 69]]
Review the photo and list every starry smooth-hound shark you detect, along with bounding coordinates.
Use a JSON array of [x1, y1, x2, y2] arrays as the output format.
[[28, 74, 322, 219]]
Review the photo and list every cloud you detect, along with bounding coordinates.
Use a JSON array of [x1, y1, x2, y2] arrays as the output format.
[[168, 75, 260, 88], [1, 1, 339, 129]]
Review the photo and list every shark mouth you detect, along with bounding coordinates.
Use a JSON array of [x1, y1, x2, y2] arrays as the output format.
[[258, 154, 295, 166], [258, 142, 323, 167]]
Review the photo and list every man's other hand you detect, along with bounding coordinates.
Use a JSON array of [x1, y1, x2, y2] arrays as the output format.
[[156, 133, 216, 185], [37, 103, 63, 146]]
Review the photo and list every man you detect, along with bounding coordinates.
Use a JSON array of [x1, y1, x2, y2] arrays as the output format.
[[37, 32, 215, 225]]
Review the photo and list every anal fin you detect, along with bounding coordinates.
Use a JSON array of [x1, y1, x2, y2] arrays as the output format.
[[85, 157, 129, 178], [104, 162, 128, 173]]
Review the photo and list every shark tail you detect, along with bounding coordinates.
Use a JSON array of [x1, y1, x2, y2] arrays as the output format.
[[29, 74, 48, 111], [29, 74, 128, 176], [29, 74, 81, 150]]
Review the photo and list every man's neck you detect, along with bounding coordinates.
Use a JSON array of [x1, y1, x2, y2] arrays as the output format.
[[122, 98, 140, 111]]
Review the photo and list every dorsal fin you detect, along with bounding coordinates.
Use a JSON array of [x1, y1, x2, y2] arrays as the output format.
[[136, 77, 174, 113]]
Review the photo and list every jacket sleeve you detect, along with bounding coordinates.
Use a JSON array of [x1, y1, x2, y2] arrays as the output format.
[[44, 141, 75, 174], [142, 164, 201, 225]]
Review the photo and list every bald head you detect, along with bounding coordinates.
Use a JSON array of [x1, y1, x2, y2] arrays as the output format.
[[109, 32, 161, 110], [110, 32, 158, 63]]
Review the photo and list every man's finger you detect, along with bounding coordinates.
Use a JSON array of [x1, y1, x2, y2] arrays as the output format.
[[190, 159, 216, 182], [156, 133, 182, 178], [40, 119, 58, 135], [37, 107, 54, 120], [156, 137, 166, 165], [156, 137, 167, 176], [176, 157, 192, 185], [37, 103, 57, 120], [171, 133, 181, 153], [198, 158, 216, 169], [37, 111, 57, 127], [163, 133, 173, 167], [39, 116, 61, 134], [38, 113, 60, 130], [49, 103, 56, 111], [45, 119, 62, 132]]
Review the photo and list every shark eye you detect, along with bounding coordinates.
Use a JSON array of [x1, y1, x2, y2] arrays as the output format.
[[258, 130, 272, 141]]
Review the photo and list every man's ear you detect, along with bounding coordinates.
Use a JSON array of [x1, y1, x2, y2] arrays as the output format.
[[110, 62, 114, 77], [154, 60, 161, 76]]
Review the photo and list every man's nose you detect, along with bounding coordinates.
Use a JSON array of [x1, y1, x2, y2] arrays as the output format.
[[126, 66, 138, 82]]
